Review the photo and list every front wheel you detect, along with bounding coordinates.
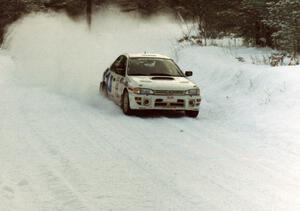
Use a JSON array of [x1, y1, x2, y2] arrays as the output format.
[[185, 110, 199, 118], [122, 90, 133, 115]]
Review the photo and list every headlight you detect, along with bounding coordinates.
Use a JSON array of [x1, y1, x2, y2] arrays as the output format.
[[185, 88, 200, 96], [131, 88, 154, 95]]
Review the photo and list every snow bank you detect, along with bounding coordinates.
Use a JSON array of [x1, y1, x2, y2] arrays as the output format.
[[178, 46, 300, 142]]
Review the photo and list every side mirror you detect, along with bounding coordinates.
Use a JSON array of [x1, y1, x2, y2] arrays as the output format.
[[185, 71, 193, 77]]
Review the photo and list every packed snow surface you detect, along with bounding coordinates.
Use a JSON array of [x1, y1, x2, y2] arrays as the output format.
[[1, 10, 300, 211]]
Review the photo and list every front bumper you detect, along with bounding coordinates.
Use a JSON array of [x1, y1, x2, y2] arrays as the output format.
[[128, 93, 201, 111]]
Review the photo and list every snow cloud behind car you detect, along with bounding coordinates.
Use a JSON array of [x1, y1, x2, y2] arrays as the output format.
[[3, 7, 181, 105]]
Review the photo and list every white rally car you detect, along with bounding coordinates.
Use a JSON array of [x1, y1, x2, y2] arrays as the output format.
[[99, 53, 201, 117]]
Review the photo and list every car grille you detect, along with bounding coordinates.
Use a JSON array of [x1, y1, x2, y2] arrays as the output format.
[[154, 90, 186, 96], [155, 99, 185, 107]]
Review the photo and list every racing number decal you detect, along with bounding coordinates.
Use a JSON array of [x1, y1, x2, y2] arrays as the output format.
[[104, 71, 113, 93], [107, 74, 113, 93]]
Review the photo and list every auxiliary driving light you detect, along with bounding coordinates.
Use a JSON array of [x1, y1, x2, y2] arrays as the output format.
[[143, 98, 150, 106], [189, 99, 196, 106]]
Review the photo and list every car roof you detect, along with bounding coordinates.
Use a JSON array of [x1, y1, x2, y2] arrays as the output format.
[[125, 53, 171, 60]]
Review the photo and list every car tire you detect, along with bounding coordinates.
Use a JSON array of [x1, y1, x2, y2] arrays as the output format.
[[185, 110, 199, 118], [122, 90, 133, 115], [100, 82, 108, 97]]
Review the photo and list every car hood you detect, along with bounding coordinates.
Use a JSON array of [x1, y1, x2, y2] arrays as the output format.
[[128, 76, 198, 90]]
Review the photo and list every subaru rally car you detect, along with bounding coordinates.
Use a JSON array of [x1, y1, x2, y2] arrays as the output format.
[[99, 53, 201, 117]]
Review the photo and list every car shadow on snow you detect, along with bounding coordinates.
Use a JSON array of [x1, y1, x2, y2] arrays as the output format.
[[131, 110, 187, 118]]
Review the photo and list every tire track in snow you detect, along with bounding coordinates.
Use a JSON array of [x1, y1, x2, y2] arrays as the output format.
[[73, 107, 220, 210], [12, 89, 94, 211]]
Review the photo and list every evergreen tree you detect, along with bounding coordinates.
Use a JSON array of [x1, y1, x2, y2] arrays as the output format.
[[239, 0, 274, 46], [265, 0, 300, 55], [0, 0, 26, 43], [168, 0, 242, 44], [0, 0, 299, 55]]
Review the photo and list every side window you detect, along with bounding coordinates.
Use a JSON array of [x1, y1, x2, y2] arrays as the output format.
[[111, 56, 123, 73], [115, 56, 127, 76]]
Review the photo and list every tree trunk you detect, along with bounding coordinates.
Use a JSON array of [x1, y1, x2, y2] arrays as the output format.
[[86, 0, 92, 30], [255, 21, 261, 46], [198, 19, 207, 46]]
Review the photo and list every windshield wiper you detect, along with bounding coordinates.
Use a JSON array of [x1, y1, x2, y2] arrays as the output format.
[[149, 73, 173, 76], [129, 73, 148, 76]]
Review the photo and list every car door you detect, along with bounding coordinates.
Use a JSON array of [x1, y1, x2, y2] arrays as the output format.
[[107, 56, 122, 99], [113, 56, 127, 102]]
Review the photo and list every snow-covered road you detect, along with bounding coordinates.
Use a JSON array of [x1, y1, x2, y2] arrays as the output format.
[[1, 10, 300, 210], [1, 44, 300, 210]]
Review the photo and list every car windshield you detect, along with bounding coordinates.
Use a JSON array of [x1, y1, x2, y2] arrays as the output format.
[[127, 58, 184, 77]]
